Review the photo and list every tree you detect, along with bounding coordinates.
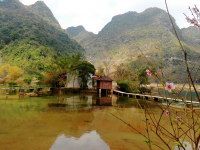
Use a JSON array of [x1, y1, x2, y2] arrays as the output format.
[[0, 64, 10, 78], [8, 66, 22, 80], [136, 67, 150, 85], [97, 51, 115, 76], [77, 61, 95, 89], [23, 77, 32, 85], [95, 66, 105, 77], [68, 54, 81, 89], [44, 55, 95, 89]]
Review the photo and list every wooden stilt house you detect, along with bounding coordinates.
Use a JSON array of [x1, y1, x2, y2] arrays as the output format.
[[96, 76, 113, 94]]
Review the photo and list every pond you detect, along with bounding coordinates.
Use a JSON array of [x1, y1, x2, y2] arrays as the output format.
[[0, 90, 192, 150], [152, 88, 200, 102]]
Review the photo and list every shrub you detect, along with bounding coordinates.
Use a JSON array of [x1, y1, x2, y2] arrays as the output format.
[[23, 77, 32, 85], [118, 81, 130, 92], [140, 87, 147, 93], [8, 82, 17, 87], [128, 81, 140, 93]]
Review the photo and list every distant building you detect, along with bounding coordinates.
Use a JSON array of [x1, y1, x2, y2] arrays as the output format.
[[65, 74, 93, 89]]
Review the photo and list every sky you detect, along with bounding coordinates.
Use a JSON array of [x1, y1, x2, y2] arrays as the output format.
[[19, 0, 200, 34]]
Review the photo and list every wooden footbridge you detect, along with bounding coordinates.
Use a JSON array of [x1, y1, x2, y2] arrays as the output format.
[[113, 90, 200, 104]]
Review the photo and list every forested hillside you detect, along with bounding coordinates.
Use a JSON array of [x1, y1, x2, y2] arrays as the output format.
[[67, 7, 200, 82], [66, 25, 96, 48], [29, 1, 61, 28], [0, 0, 84, 74]]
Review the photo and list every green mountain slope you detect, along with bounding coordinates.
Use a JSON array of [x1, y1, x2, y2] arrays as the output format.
[[67, 8, 200, 82], [181, 26, 200, 48], [67, 8, 200, 61], [66, 25, 96, 47], [67, 25, 85, 37], [67, 8, 199, 60], [29, 1, 61, 28], [0, 0, 84, 73]]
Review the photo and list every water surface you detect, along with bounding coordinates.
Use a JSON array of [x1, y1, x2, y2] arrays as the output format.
[[0, 90, 181, 150]]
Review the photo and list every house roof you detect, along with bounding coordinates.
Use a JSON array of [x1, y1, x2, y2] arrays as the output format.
[[97, 76, 113, 81]]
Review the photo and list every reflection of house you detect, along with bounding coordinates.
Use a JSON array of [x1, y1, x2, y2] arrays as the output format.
[[96, 97, 112, 106], [96, 76, 113, 94]]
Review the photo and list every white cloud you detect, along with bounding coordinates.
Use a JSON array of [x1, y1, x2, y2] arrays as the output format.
[[19, 0, 200, 34]]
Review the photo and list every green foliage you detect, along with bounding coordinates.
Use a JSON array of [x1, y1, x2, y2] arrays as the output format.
[[23, 77, 32, 85], [44, 54, 93, 88], [8, 82, 17, 87], [34, 71, 43, 85], [118, 81, 130, 92], [29, 1, 61, 28], [128, 81, 140, 93], [139, 87, 151, 93], [136, 66, 150, 85], [0, 0, 84, 73], [77, 61, 95, 89]]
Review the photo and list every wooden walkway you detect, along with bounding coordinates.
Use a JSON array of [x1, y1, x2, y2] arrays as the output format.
[[113, 90, 200, 104]]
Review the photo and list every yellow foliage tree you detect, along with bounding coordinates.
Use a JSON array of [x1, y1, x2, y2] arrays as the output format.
[[8, 66, 22, 80], [0, 64, 10, 78]]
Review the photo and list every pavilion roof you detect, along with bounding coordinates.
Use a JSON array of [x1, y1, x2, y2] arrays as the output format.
[[97, 75, 113, 81]]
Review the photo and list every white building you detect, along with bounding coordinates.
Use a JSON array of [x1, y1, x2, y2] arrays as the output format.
[[66, 74, 94, 89]]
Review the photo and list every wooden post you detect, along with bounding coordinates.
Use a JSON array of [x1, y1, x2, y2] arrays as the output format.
[[19, 89, 25, 96], [99, 89, 101, 94], [6, 89, 9, 95], [59, 77, 61, 94]]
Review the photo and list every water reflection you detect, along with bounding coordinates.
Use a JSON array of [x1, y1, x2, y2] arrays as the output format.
[[47, 94, 118, 111], [50, 131, 110, 150], [0, 91, 168, 150], [95, 95, 112, 106]]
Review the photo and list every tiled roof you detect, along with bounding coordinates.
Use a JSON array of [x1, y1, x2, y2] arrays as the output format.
[[97, 76, 113, 81]]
